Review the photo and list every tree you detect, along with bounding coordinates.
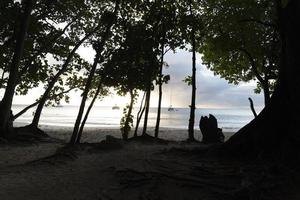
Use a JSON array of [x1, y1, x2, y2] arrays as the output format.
[[0, 0, 35, 136], [199, 0, 280, 106], [153, 0, 180, 138], [102, 21, 160, 140], [178, 0, 203, 141], [69, 0, 121, 145], [224, 0, 300, 161]]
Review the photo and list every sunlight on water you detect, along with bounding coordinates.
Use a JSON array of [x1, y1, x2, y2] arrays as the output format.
[[12, 105, 257, 133]]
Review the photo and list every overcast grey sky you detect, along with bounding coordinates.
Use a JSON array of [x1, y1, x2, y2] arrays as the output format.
[[8, 48, 264, 109]]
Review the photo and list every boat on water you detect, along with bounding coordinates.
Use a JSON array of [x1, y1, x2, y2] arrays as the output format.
[[112, 105, 120, 110], [168, 105, 175, 111]]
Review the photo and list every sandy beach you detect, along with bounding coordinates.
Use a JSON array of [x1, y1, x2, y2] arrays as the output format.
[[1, 126, 297, 200]]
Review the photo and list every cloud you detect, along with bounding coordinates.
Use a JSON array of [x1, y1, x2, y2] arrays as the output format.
[[156, 49, 264, 108]]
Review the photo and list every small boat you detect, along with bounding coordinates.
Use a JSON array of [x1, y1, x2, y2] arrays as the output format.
[[168, 105, 175, 111], [112, 105, 120, 110]]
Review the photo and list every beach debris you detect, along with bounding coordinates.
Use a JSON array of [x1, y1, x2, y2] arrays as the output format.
[[199, 114, 224, 143]]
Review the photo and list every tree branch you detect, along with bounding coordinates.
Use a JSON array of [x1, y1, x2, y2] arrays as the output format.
[[248, 97, 257, 118], [239, 48, 265, 84], [12, 87, 74, 120], [239, 18, 278, 30]]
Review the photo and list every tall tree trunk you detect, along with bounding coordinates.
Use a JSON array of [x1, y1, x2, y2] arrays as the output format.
[[70, 0, 120, 145], [69, 53, 101, 144], [188, 26, 196, 141], [0, 0, 35, 135], [134, 92, 146, 137], [142, 88, 151, 136], [76, 81, 102, 144], [122, 90, 135, 140], [262, 80, 271, 106], [30, 33, 93, 128], [154, 34, 165, 138], [0, 70, 5, 88], [225, 0, 300, 161]]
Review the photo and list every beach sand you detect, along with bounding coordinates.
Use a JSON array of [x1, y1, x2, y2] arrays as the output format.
[[1, 126, 296, 200]]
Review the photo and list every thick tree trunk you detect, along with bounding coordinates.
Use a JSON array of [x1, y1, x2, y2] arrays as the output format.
[[31, 33, 93, 127], [262, 80, 271, 106], [0, 0, 35, 135], [122, 90, 135, 140], [225, 0, 300, 161], [134, 92, 146, 137], [188, 27, 196, 141], [76, 81, 102, 144]]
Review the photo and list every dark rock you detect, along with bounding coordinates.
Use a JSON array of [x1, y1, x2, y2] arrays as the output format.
[[199, 114, 224, 143]]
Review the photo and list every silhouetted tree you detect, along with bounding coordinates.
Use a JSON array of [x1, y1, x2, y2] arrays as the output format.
[[225, 0, 300, 161], [69, 0, 121, 145], [0, 0, 35, 135]]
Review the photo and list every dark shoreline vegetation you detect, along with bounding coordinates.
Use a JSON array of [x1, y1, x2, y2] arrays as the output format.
[[1, 0, 300, 199]]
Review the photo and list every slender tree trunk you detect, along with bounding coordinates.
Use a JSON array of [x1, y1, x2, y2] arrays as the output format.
[[154, 37, 165, 138], [70, 0, 121, 145], [76, 81, 102, 144], [30, 33, 93, 127], [142, 88, 151, 136], [0, 0, 35, 135], [225, 0, 300, 161], [0, 70, 5, 88], [134, 92, 146, 137], [188, 26, 196, 141], [69, 54, 101, 144], [122, 90, 135, 140]]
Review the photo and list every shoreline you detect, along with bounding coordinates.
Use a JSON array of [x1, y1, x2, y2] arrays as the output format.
[[14, 122, 236, 143]]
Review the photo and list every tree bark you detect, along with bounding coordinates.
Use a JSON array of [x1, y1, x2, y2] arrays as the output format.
[[154, 36, 165, 138], [262, 80, 271, 106], [76, 81, 102, 144], [30, 33, 93, 127], [122, 90, 135, 140], [142, 87, 151, 136], [225, 0, 300, 161], [134, 92, 146, 137], [0, 0, 35, 135], [0, 70, 5, 88], [188, 26, 196, 141]]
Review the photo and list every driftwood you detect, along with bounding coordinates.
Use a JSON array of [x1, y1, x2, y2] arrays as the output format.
[[199, 114, 224, 143], [248, 97, 257, 118]]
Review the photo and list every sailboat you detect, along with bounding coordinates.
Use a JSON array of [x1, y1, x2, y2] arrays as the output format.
[[168, 88, 175, 111]]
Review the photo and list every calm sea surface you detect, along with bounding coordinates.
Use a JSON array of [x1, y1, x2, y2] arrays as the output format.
[[12, 105, 258, 133]]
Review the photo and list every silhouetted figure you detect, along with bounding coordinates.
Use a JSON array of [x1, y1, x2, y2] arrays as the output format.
[[199, 114, 224, 143]]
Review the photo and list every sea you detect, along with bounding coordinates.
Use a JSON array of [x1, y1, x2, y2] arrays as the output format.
[[12, 105, 259, 133]]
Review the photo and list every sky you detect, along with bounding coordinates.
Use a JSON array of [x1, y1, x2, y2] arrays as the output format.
[[7, 48, 264, 109]]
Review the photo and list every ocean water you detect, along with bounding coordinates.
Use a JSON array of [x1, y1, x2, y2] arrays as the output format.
[[12, 105, 257, 133]]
